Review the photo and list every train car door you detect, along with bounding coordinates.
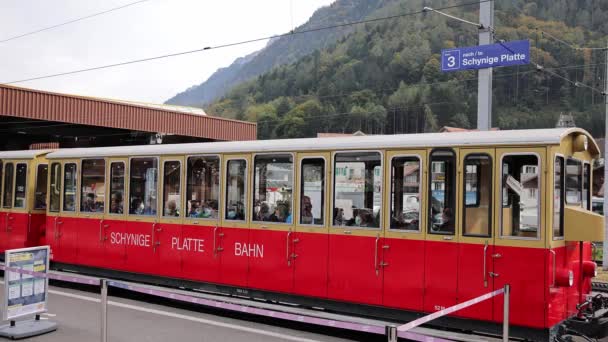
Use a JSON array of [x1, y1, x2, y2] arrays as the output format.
[[47, 162, 62, 261], [382, 150, 426, 311], [293, 153, 330, 298], [124, 156, 159, 275], [7, 161, 30, 250], [102, 159, 128, 270], [219, 155, 251, 288], [328, 151, 384, 306], [59, 160, 80, 263], [78, 158, 107, 267], [456, 149, 495, 321], [181, 155, 222, 284], [248, 153, 295, 294], [0, 161, 11, 253], [424, 148, 459, 313], [156, 157, 184, 278], [31, 162, 48, 247], [493, 148, 546, 328]]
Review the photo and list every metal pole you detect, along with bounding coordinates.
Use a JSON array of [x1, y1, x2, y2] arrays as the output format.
[[101, 279, 108, 342], [386, 325, 398, 342], [503, 284, 510, 342], [603, 39, 608, 270], [477, 0, 494, 131]]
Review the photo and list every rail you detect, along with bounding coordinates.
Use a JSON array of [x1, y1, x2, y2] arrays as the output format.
[[0, 265, 509, 342]]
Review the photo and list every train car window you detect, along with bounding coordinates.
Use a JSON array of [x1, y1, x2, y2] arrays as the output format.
[[109, 162, 125, 215], [81, 159, 105, 213], [553, 157, 564, 239], [63, 163, 77, 212], [186, 156, 220, 219], [49, 163, 61, 212], [390, 156, 420, 231], [253, 154, 293, 223], [2, 163, 13, 209], [428, 149, 456, 235], [0, 161, 3, 207], [162, 161, 181, 217], [566, 158, 582, 205], [463, 155, 492, 237], [500, 154, 540, 239], [34, 164, 48, 210], [14, 164, 27, 209], [583, 163, 591, 210], [333, 152, 381, 228], [129, 158, 158, 216], [225, 159, 246, 221], [300, 158, 325, 226]]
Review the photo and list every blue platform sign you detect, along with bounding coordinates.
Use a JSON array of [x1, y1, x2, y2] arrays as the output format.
[[441, 40, 530, 72]]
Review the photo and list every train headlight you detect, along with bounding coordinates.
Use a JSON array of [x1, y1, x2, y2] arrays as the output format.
[[556, 269, 574, 287]]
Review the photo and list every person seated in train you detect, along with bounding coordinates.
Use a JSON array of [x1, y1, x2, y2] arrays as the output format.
[[143, 198, 156, 215], [300, 196, 313, 224], [346, 208, 359, 226], [199, 201, 213, 218], [83, 193, 96, 212], [333, 208, 344, 225], [165, 200, 179, 217], [257, 202, 270, 221], [269, 204, 287, 222], [131, 198, 144, 215], [110, 192, 123, 214], [440, 207, 454, 232]]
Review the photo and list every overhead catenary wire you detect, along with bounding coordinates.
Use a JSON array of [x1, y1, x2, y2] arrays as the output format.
[[0, 0, 151, 44], [2, 0, 492, 85]]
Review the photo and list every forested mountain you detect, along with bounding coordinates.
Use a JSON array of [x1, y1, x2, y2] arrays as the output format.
[[208, 0, 608, 139], [165, 1, 386, 106]]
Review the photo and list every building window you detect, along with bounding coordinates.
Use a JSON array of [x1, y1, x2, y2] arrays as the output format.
[[80, 159, 105, 213], [186, 156, 220, 219], [501, 154, 540, 239], [463, 155, 492, 237], [253, 154, 293, 223], [554, 157, 564, 239], [566, 158, 582, 205], [225, 160, 246, 221], [129, 158, 158, 216], [333, 152, 381, 228], [300, 158, 325, 225], [429, 150, 456, 235], [390, 156, 420, 231], [49, 163, 61, 213], [63, 163, 77, 212], [2, 163, 13, 209], [162, 161, 181, 217], [34, 164, 48, 210], [109, 162, 125, 215]]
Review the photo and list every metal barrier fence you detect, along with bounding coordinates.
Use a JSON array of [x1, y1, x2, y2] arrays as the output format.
[[0, 265, 510, 342]]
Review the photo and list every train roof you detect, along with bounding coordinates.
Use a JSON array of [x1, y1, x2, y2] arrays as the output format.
[[45, 128, 598, 159], [0, 149, 51, 159]]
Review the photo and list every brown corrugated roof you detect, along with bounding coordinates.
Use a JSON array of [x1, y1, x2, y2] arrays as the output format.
[[0, 84, 256, 141]]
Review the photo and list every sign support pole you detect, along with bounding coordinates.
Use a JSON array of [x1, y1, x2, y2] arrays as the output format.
[[603, 39, 608, 270], [477, 0, 494, 131]]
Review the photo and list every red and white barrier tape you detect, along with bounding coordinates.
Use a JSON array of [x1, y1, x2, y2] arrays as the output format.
[[398, 288, 505, 334], [0, 264, 100, 286]]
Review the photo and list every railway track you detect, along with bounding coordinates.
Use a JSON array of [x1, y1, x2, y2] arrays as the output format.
[[592, 281, 608, 292]]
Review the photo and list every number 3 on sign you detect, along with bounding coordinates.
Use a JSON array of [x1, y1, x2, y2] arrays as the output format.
[[447, 56, 456, 68]]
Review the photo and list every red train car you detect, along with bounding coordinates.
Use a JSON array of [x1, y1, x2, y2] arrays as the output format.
[[31, 128, 606, 339]]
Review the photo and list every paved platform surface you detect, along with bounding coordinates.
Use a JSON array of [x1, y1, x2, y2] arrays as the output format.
[[0, 281, 354, 342]]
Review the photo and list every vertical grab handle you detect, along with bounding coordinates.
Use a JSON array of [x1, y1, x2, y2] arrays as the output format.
[[550, 249, 556, 287], [99, 219, 104, 242], [374, 234, 380, 276], [213, 226, 218, 258], [27, 213, 31, 234], [286, 230, 292, 266], [54, 216, 59, 240], [483, 240, 488, 288], [152, 222, 157, 253]]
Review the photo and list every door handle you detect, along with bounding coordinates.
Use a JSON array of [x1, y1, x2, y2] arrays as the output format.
[[99, 219, 104, 242], [27, 213, 31, 234], [489, 272, 500, 277], [483, 241, 488, 288], [374, 234, 380, 276], [286, 230, 292, 266], [213, 226, 218, 258], [550, 249, 556, 287], [152, 222, 158, 253]]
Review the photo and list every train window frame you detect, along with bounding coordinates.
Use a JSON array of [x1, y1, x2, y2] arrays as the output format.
[[224, 158, 248, 222], [389, 154, 422, 232], [565, 157, 582, 206], [34, 163, 48, 210], [13, 163, 28, 209], [128, 156, 159, 217], [499, 152, 541, 241], [0, 161, 3, 208], [298, 156, 326, 227], [107, 161, 126, 216], [49, 162, 62, 213], [162, 159, 182, 218], [80, 158, 106, 214], [62, 162, 78, 213], [462, 153, 492, 238], [252, 152, 295, 225], [185, 154, 222, 221], [2, 162, 13, 209], [428, 148, 457, 236], [583, 162, 591, 211], [331, 150, 383, 230], [553, 155, 565, 240]]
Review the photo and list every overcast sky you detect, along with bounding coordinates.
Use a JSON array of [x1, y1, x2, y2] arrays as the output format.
[[0, 0, 335, 104]]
